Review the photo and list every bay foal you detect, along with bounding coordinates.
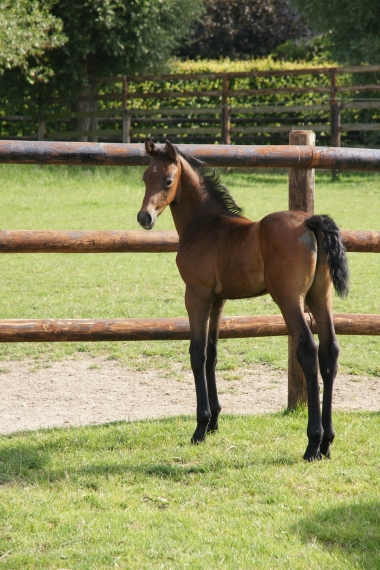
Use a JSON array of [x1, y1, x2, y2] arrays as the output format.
[[137, 139, 349, 461]]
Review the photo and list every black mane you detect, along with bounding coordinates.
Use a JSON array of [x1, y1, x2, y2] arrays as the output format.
[[176, 149, 244, 218]]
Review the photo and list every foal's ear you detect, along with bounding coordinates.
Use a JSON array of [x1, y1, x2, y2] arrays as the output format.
[[164, 140, 178, 162], [145, 137, 158, 157]]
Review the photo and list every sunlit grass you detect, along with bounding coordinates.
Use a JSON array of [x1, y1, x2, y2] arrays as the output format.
[[0, 166, 379, 567], [0, 165, 379, 375], [0, 411, 379, 568]]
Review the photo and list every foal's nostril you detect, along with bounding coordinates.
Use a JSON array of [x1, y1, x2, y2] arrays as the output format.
[[137, 210, 152, 228]]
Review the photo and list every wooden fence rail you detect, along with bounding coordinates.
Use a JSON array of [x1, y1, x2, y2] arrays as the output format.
[[1, 133, 379, 409], [2, 140, 380, 170], [0, 229, 379, 254], [0, 314, 378, 343]]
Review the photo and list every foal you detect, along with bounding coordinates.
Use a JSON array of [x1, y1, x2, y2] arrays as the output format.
[[137, 138, 349, 461]]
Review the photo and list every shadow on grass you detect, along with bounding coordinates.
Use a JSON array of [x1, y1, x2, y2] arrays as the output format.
[[296, 501, 380, 569], [0, 416, 302, 484], [0, 442, 262, 485], [0, 444, 215, 485], [0, 442, 51, 481]]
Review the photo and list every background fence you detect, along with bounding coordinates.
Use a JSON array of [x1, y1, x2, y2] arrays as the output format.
[[1, 65, 380, 147], [0, 131, 379, 408]]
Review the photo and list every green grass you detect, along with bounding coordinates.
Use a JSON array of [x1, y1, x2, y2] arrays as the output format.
[[1, 411, 380, 568], [0, 165, 379, 375]]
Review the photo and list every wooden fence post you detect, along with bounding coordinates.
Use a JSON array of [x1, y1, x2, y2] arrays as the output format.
[[38, 104, 45, 142], [37, 99, 45, 169], [330, 69, 341, 180], [330, 102, 341, 147], [122, 76, 131, 144], [288, 129, 315, 408], [222, 73, 230, 144]]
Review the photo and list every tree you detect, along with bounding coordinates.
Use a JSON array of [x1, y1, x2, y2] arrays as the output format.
[[47, 0, 203, 94], [49, 0, 203, 139], [0, 0, 203, 133], [0, 0, 66, 82], [178, 0, 308, 60], [272, 36, 332, 63], [290, 0, 380, 65]]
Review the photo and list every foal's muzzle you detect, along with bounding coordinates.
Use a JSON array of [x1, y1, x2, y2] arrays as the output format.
[[137, 210, 155, 230]]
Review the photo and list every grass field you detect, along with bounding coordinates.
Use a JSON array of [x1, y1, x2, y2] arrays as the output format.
[[0, 165, 379, 376], [0, 166, 380, 568], [1, 411, 380, 568]]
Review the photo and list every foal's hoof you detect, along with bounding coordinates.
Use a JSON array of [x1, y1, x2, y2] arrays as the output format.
[[207, 422, 218, 434], [191, 420, 209, 444], [207, 414, 219, 433], [190, 435, 206, 445], [303, 442, 322, 462], [191, 433, 206, 445], [320, 438, 332, 459]]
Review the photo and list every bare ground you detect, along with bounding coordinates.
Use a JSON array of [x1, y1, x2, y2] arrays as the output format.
[[0, 357, 379, 435]]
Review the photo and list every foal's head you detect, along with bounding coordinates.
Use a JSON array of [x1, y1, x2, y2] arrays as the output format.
[[137, 138, 181, 230]]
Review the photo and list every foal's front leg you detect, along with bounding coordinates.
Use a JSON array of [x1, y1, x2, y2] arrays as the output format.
[[206, 298, 226, 433], [185, 287, 213, 444]]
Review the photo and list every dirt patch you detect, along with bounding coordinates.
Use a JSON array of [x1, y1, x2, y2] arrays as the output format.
[[0, 357, 379, 435]]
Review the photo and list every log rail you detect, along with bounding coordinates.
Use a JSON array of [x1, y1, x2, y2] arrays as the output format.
[[0, 314, 378, 343], [0, 229, 379, 253], [2, 140, 380, 171]]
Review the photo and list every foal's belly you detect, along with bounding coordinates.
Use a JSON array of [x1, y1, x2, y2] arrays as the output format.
[[213, 230, 266, 299], [215, 264, 267, 300], [217, 287, 268, 300]]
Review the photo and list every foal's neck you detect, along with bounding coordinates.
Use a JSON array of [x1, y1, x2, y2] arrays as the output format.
[[169, 157, 216, 237]]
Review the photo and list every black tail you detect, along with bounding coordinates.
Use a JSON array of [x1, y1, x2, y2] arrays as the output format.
[[306, 215, 349, 298]]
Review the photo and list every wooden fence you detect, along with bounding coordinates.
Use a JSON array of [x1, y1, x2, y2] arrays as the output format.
[[0, 132, 379, 408], [1, 64, 380, 147]]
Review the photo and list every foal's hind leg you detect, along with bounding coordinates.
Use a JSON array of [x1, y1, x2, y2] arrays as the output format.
[[306, 288, 339, 459], [206, 298, 226, 433], [185, 286, 213, 443], [280, 303, 322, 461]]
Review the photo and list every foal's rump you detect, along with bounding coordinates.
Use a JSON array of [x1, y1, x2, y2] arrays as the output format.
[[259, 211, 318, 303], [258, 210, 349, 304]]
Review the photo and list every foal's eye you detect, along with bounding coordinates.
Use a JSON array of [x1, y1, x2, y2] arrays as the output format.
[[165, 179, 173, 187]]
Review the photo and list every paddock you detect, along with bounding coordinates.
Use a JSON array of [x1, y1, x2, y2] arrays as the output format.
[[0, 131, 379, 408]]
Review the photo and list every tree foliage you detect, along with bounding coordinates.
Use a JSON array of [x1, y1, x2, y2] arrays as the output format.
[[178, 0, 308, 60], [290, 0, 380, 65], [0, 0, 66, 82], [0, 0, 203, 109], [272, 36, 333, 63], [49, 0, 203, 93]]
